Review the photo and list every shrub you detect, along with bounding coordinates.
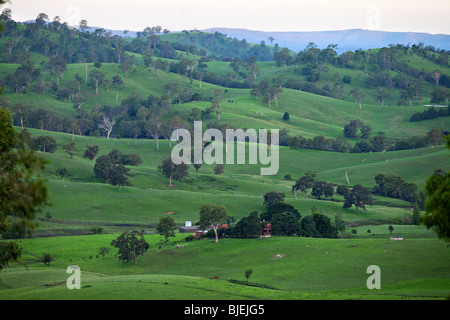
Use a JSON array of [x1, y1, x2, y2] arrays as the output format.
[[91, 226, 103, 234], [83, 145, 99, 161], [56, 167, 69, 180], [121, 153, 142, 166], [214, 164, 224, 175], [388, 225, 394, 234], [336, 185, 350, 196], [41, 253, 54, 266]]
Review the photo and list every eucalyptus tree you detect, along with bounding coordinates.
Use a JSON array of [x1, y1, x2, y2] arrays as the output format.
[[89, 69, 106, 95], [112, 74, 123, 102], [199, 203, 228, 243], [349, 87, 366, 109], [110, 231, 149, 265], [46, 56, 67, 87]]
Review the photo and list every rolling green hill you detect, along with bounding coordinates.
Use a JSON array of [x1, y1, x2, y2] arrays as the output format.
[[5, 127, 447, 237], [1, 17, 450, 301], [1, 234, 449, 300]]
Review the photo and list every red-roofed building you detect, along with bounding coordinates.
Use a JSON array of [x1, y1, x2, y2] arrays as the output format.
[[262, 223, 271, 237]]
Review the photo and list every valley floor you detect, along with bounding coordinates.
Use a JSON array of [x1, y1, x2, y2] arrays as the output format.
[[1, 232, 449, 300]]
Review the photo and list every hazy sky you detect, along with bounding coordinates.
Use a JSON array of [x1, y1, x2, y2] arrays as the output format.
[[3, 0, 450, 34]]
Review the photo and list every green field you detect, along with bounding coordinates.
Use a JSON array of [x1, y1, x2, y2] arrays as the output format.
[[5, 128, 448, 235], [0, 127, 449, 300], [1, 23, 450, 301], [1, 233, 449, 300]]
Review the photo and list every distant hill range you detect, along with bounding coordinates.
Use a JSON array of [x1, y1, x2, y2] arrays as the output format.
[[23, 19, 450, 53], [202, 28, 450, 53]]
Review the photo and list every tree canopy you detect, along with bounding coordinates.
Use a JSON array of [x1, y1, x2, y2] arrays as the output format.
[[0, 109, 48, 271], [420, 138, 450, 242], [110, 230, 149, 265], [157, 216, 177, 243], [199, 203, 228, 243], [232, 211, 262, 238], [343, 184, 373, 215], [157, 157, 189, 186]]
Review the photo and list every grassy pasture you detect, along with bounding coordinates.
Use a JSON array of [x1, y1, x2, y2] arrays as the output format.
[[1, 234, 449, 300], [1, 38, 450, 301], [13, 127, 448, 236]]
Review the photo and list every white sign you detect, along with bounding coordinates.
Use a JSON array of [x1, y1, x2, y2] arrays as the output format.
[[366, 265, 381, 289], [66, 265, 81, 289]]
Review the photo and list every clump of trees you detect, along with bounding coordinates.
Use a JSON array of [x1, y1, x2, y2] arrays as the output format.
[[93, 149, 142, 190], [343, 120, 371, 139], [410, 106, 450, 122], [291, 171, 335, 201], [225, 206, 339, 240], [288, 134, 352, 153], [311, 180, 335, 200], [373, 173, 422, 204], [30, 135, 57, 153], [157, 157, 189, 186], [430, 87, 450, 105], [251, 79, 284, 108], [292, 171, 317, 199], [340, 184, 373, 215], [280, 124, 445, 153], [232, 211, 262, 238], [290, 170, 376, 216], [229, 192, 338, 239]]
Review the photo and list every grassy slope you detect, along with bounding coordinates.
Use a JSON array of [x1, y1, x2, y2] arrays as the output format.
[[2, 49, 449, 140], [1, 39, 450, 300], [8, 126, 447, 238], [1, 234, 449, 300]]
